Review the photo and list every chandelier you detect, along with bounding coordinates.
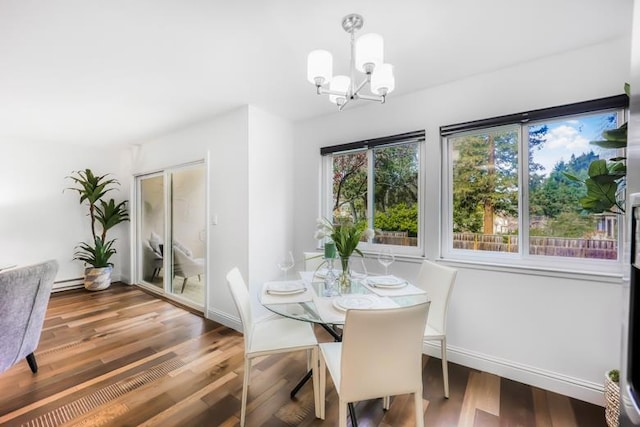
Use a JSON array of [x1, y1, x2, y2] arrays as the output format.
[[306, 14, 395, 111]]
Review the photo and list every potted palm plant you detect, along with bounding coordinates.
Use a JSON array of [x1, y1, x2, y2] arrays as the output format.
[[66, 169, 129, 291]]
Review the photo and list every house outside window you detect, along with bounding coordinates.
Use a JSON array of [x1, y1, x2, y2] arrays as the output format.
[[321, 131, 425, 255], [441, 96, 627, 273]]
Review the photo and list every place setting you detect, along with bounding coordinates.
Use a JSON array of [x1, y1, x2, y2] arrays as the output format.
[[260, 280, 313, 304]]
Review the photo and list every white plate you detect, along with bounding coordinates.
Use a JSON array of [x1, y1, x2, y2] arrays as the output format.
[[332, 295, 375, 311], [367, 276, 406, 288], [266, 282, 306, 295]]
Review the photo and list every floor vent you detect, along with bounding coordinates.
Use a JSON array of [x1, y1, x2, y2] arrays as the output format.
[[20, 358, 184, 427]]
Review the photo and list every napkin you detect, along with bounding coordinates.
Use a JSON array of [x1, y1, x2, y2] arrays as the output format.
[[260, 281, 313, 305], [363, 278, 427, 297]]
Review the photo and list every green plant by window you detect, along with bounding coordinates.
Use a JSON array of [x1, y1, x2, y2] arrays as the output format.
[[564, 84, 629, 214]]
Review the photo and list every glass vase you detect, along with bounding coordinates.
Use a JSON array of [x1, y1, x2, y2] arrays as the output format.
[[339, 256, 351, 291]]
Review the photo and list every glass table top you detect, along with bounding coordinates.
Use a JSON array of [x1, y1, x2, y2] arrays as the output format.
[[261, 277, 429, 326]]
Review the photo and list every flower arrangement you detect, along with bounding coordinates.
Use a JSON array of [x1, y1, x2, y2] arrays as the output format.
[[314, 212, 375, 273]]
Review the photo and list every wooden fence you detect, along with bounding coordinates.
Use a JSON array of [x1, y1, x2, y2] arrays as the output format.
[[374, 231, 418, 247], [453, 233, 617, 259]]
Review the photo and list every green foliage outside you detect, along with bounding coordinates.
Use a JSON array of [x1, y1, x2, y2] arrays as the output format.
[[332, 144, 419, 238], [563, 84, 629, 214], [374, 203, 418, 236], [332, 101, 623, 244]]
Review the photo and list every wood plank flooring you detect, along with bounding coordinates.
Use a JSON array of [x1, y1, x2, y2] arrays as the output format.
[[0, 284, 606, 426]]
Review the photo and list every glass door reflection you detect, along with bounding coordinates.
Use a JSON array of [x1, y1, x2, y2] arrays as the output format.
[[168, 166, 206, 306], [140, 174, 165, 290]]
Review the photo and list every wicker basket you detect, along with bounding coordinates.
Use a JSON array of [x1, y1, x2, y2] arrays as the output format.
[[605, 371, 620, 427]]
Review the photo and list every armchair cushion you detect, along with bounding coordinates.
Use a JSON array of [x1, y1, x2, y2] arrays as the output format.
[[0, 260, 58, 373]]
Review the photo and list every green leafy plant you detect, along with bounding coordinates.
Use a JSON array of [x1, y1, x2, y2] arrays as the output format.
[[66, 169, 129, 268], [314, 212, 375, 271], [564, 84, 629, 214]]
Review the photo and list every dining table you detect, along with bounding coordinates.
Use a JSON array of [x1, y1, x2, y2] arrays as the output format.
[[260, 269, 430, 425]]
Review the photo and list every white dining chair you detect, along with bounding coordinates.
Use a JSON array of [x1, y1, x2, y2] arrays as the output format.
[[318, 302, 430, 427], [225, 267, 320, 426], [415, 260, 457, 398], [303, 251, 325, 272]]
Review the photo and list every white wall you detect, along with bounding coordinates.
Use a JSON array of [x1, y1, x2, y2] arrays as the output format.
[[0, 139, 129, 289], [130, 106, 295, 328], [293, 37, 631, 405], [247, 106, 295, 317], [131, 107, 249, 326]]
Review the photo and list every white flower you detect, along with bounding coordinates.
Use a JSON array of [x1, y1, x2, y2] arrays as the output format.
[[363, 228, 375, 240], [314, 230, 327, 240]]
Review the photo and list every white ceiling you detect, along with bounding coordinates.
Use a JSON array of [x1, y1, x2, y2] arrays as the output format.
[[0, 0, 633, 146]]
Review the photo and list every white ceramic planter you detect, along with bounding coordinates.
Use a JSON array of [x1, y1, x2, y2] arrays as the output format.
[[84, 266, 113, 291]]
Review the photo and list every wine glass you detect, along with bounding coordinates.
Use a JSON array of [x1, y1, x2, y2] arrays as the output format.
[[277, 251, 295, 280], [378, 248, 395, 275]]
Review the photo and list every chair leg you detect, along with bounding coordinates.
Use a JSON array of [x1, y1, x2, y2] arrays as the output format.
[[319, 350, 326, 420], [414, 389, 424, 427], [311, 347, 321, 419], [198, 274, 201, 282], [339, 400, 348, 427], [240, 357, 251, 427], [180, 277, 188, 293], [441, 337, 449, 398], [26, 352, 38, 373], [383, 396, 390, 410]]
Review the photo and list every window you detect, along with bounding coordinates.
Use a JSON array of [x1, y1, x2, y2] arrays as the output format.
[[442, 96, 627, 271], [322, 131, 424, 253]]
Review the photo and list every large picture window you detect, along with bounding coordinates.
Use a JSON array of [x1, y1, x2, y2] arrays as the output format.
[[322, 131, 424, 253], [442, 96, 626, 271]]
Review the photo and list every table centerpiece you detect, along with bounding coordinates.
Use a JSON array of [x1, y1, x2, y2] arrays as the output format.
[[314, 212, 375, 289]]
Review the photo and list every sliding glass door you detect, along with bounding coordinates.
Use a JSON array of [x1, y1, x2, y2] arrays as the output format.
[[139, 174, 165, 290], [136, 163, 206, 309], [168, 166, 206, 303]]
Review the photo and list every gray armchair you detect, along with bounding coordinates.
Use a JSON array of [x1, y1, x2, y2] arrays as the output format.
[[173, 245, 204, 293], [0, 260, 58, 374]]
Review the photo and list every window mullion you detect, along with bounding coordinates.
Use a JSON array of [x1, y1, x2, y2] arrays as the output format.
[[520, 125, 529, 258], [367, 149, 375, 234]]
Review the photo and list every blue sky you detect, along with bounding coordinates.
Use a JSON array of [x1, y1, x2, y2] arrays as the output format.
[[531, 112, 617, 176]]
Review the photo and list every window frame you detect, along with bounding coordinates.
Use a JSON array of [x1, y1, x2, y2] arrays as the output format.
[[441, 103, 627, 275], [321, 131, 426, 257]]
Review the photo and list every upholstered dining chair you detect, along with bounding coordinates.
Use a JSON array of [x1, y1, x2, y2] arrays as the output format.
[[415, 260, 457, 398], [303, 251, 325, 272], [0, 260, 58, 374], [318, 302, 430, 427], [225, 267, 320, 427]]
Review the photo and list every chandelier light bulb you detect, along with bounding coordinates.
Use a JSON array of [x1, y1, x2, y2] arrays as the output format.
[[355, 33, 383, 74], [371, 63, 395, 95], [329, 75, 351, 104], [307, 50, 333, 86]]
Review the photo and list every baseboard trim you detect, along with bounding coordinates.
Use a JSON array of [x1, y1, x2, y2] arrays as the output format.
[[52, 277, 84, 292], [423, 342, 604, 406], [207, 308, 242, 332]]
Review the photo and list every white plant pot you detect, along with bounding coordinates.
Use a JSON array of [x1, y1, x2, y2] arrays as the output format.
[[84, 266, 112, 291]]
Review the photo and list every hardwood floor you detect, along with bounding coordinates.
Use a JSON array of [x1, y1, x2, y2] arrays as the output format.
[[0, 284, 606, 427]]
